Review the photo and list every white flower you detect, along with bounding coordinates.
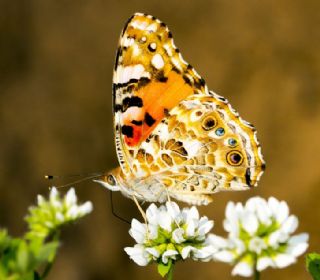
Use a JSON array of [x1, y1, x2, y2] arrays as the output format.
[[210, 196, 309, 277], [26, 187, 93, 239], [124, 202, 216, 267]]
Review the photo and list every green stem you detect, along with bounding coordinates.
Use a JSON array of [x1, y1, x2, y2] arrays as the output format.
[[167, 263, 174, 280], [254, 268, 260, 280], [254, 257, 260, 280], [40, 231, 60, 279], [41, 260, 54, 279]]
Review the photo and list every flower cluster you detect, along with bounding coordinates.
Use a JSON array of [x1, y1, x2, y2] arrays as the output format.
[[124, 202, 216, 270], [210, 196, 309, 277], [26, 187, 93, 239], [0, 187, 93, 279]]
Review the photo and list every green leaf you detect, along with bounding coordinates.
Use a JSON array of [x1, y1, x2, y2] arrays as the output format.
[[0, 229, 11, 253], [307, 253, 320, 280], [36, 241, 59, 263], [16, 241, 30, 273], [157, 260, 172, 278], [0, 263, 8, 278]]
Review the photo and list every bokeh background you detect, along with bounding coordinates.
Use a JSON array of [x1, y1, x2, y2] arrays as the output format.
[[1, 0, 319, 279]]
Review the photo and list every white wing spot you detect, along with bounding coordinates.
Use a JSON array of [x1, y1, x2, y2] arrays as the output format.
[[150, 42, 157, 50], [146, 23, 157, 32], [131, 20, 148, 30], [122, 37, 134, 47], [132, 44, 140, 57], [151, 54, 165, 69], [113, 64, 150, 83], [164, 44, 173, 56]]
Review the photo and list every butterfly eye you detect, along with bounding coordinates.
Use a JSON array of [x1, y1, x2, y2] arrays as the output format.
[[107, 174, 117, 186], [201, 116, 217, 131], [226, 151, 243, 166]]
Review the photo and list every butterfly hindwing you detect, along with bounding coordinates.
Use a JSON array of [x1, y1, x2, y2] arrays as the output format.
[[126, 92, 265, 204]]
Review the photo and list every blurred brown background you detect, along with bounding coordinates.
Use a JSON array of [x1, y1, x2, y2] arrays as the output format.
[[1, 0, 319, 279]]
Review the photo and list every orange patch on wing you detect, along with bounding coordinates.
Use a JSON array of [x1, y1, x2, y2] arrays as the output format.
[[123, 70, 193, 146]]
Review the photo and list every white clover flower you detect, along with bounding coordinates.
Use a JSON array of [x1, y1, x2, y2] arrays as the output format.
[[26, 187, 93, 239], [209, 196, 309, 277], [124, 202, 216, 271]]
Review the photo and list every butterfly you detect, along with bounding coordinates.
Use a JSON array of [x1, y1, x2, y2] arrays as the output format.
[[95, 13, 265, 205]]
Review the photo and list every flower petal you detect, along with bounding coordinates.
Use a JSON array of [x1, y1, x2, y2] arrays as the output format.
[[281, 215, 298, 234], [197, 218, 214, 237], [129, 219, 147, 243], [241, 211, 258, 235], [193, 245, 216, 260], [257, 256, 274, 271], [276, 201, 289, 224], [181, 246, 194, 259], [268, 197, 280, 214], [287, 242, 308, 257], [65, 188, 77, 207], [37, 195, 45, 206], [166, 201, 180, 221], [124, 245, 150, 266], [162, 249, 179, 264], [185, 219, 196, 237], [273, 253, 296, 268], [232, 261, 254, 277], [225, 202, 237, 221], [213, 250, 235, 263], [78, 201, 93, 216], [207, 234, 229, 249], [232, 238, 246, 255], [268, 230, 289, 248], [172, 228, 185, 243], [288, 233, 309, 245], [145, 247, 160, 258], [158, 211, 172, 232], [286, 233, 309, 257], [146, 203, 159, 225], [187, 206, 200, 221]]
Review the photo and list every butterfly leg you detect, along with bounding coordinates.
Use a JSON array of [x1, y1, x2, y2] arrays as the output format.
[[132, 194, 150, 240], [164, 188, 181, 229]]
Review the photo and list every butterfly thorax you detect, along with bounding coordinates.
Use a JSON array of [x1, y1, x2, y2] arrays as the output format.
[[97, 167, 169, 203]]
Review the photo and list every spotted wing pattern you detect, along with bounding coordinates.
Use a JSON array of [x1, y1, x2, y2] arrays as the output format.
[[110, 13, 265, 205], [113, 13, 207, 176]]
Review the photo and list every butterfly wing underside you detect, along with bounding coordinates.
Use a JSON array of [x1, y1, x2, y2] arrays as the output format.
[[113, 13, 207, 176], [112, 13, 265, 205]]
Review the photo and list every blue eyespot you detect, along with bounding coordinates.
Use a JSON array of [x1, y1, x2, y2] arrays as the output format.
[[228, 138, 237, 147], [215, 127, 225, 136]]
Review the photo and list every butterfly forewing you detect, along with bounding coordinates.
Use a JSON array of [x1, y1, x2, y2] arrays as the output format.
[[113, 13, 207, 176]]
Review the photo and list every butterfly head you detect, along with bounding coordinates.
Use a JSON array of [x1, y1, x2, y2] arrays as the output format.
[[94, 168, 123, 192]]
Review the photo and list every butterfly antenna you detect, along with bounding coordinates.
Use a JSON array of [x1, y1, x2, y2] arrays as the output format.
[[44, 173, 104, 189]]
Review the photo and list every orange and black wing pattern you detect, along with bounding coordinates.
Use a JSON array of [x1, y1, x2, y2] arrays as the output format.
[[113, 13, 208, 175]]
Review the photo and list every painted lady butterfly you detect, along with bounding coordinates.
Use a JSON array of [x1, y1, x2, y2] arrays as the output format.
[[95, 13, 265, 205]]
